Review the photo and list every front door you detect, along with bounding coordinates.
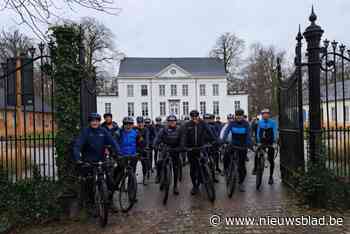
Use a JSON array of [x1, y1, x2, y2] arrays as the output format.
[[169, 101, 180, 117]]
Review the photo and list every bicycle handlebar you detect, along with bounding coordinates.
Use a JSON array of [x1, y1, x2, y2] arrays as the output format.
[[185, 144, 212, 152]]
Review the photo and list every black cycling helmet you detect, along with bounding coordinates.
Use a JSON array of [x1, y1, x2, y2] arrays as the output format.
[[166, 115, 177, 122], [103, 113, 112, 118], [155, 117, 162, 122], [203, 113, 211, 120], [88, 112, 101, 122], [136, 116, 144, 124], [235, 109, 244, 116], [190, 110, 199, 117], [123, 116, 134, 125], [144, 117, 151, 124]]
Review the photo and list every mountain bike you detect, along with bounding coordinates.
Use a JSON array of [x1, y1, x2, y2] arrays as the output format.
[[159, 146, 183, 205], [224, 144, 253, 198], [186, 144, 215, 203], [115, 154, 143, 213], [80, 160, 111, 227]]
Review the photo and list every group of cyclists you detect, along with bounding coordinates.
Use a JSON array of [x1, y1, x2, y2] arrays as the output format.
[[73, 107, 278, 214]]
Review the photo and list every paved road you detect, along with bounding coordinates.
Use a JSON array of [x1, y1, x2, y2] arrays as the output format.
[[18, 152, 350, 234]]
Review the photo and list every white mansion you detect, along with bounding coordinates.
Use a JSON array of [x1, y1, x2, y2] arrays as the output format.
[[97, 57, 248, 123]]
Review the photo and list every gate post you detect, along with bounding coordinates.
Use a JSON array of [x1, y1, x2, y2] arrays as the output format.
[[303, 7, 324, 162]]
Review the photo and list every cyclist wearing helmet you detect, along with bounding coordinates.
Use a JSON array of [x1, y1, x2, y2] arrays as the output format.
[[101, 113, 119, 137], [73, 113, 120, 163], [73, 113, 120, 207], [222, 109, 251, 192], [253, 109, 277, 185], [219, 113, 234, 141], [154, 117, 164, 170], [203, 113, 220, 183], [215, 116, 224, 133], [153, 115, 182, 195], [182, 110, 216, 195], [134, 116, 150, 185], [114, 117, 144, 188], [144, 117, 155, 174]]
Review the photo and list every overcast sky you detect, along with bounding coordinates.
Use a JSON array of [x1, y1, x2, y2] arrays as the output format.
[[1, 0, 350, 60]]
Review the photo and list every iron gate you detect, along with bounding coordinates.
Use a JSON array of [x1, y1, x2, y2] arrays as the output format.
[[0, 32, 97, 182], [278, 28, 305, 185], [279, 8, 350, 185]]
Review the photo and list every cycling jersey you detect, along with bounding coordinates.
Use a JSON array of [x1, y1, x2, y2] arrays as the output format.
[[256, 119, 277, 145], [117, 128, 141, 156], [73, 127, 120, 162], [222, 120, 251, 146]]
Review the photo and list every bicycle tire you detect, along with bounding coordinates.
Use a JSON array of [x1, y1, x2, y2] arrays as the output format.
[[201, 164, 216, 203], [95, 181, 109, 227], [178, 161, 183, 182], [227, 158, 238, 198], [256, 152, 265, 190], [162, 161, 172, 205], [119, 173, 137, 213]]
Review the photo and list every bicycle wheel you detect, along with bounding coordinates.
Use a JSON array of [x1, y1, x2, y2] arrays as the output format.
[[119, 172, 137, 212], [162, 161, 172, 205], [178, 160, 183, 182], [201, 164, 216, 203], [95, 181, 109, 227], [227, 158, 238, 198], [256, 152, 265, 190]]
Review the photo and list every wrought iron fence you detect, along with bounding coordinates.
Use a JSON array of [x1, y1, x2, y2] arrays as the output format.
[[0, 43, 56, 181]]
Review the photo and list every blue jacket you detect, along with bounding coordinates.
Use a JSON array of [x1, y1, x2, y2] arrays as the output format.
[[117, 128, 141, 156], [222, 120, 251, 146], [73, 127, 120, 162], [257, 119, 277, 145]]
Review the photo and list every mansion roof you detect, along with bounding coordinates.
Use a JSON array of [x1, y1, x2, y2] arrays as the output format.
[[118, 57, 226, 78]]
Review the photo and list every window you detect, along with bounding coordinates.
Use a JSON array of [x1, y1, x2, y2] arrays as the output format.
[[200, 101, 206, 114], [127, 85, 134, 97], [182, 84, 188, 96], [105, 103, 111, 113], [171, 84, 177, 96], [234, 100, 241, 111], [200, 84, 206, 96], [159, 85, 165, 96], [127, 102, 135, 117], [141, 85, 148, 96], [331, 107, 336, 121], [345, 106, 349, 122], [213, 101, 219, 115], [160, 102, 166, 116], [142, 102, 149, 116], [183, 102, 189, 116], [213, 84, 219, 96]]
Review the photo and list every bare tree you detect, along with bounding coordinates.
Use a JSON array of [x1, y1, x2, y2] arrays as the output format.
[[81, 17, 116, 68], [245, 43, 285, 116], [0, 29, 33, 63], [0, 0, 120, 38], [209, 32, 245, 76]]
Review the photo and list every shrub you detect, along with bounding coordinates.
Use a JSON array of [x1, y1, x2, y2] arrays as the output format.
[[0, 167, 62, 231]]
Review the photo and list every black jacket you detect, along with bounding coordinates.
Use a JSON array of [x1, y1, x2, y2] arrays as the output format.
[[154, 126, 182, 148], [181, 120, 216, 147]]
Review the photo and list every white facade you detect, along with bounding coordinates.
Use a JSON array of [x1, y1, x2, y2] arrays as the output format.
[[97, 60, 248, 124]]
